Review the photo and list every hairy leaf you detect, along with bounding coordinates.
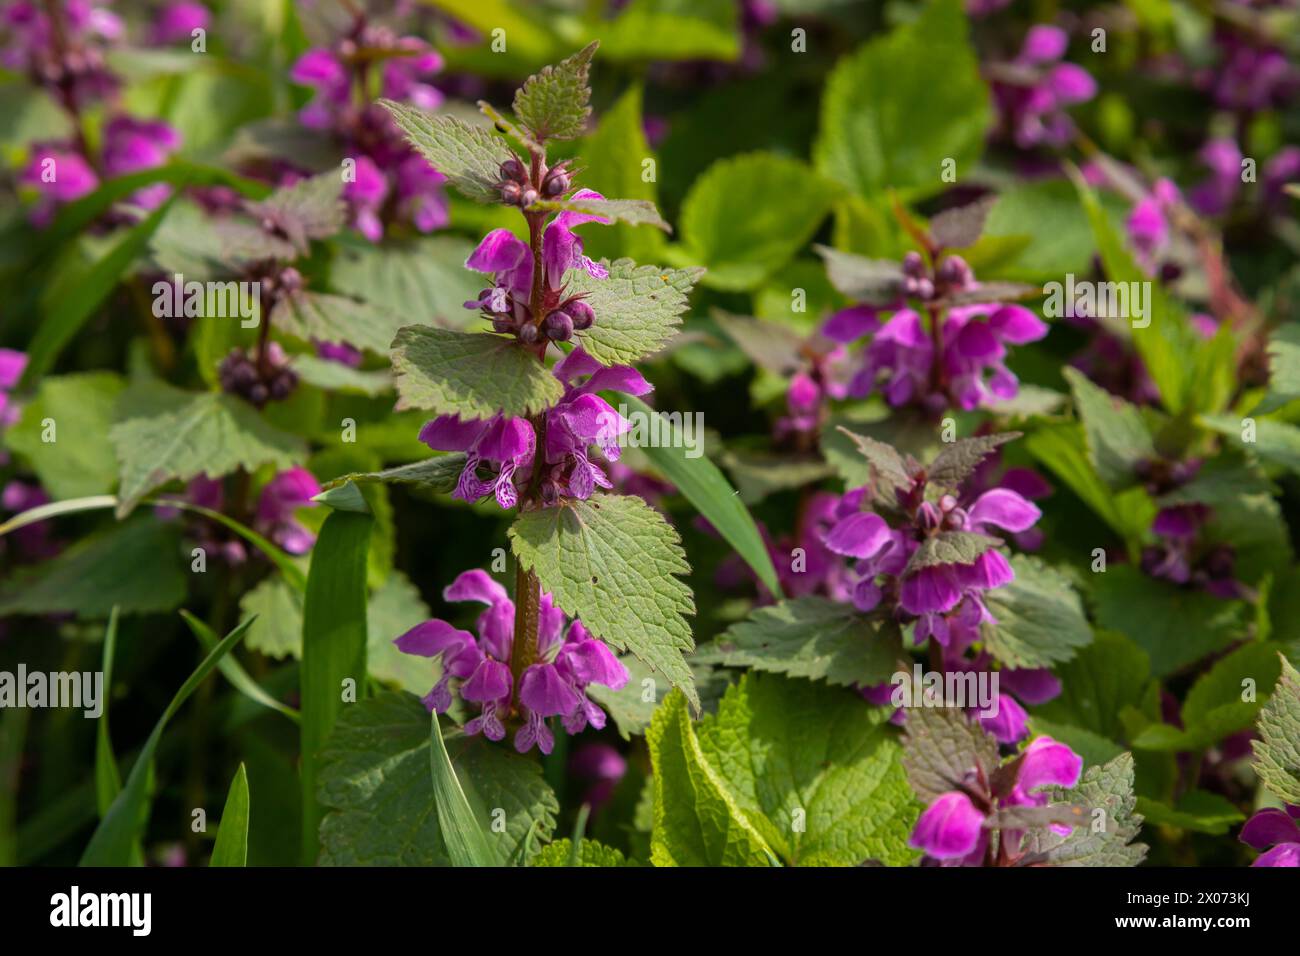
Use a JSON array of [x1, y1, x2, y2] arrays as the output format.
[[1252, 655, 1300, 804], [512, 42, 597, 142], [980, 555, 1093, 669], [380, 102, 513, 203], [566, 259, 702, 366]]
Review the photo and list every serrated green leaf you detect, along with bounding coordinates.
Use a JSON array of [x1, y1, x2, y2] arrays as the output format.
[[5, 372, 124, 498], [833, 425, 912, 496], [930, 196, 996, 249], [926, 432, 1020, 489], [530, 838, 632, 866], [906, 532, 1001, 572], [694, 673, 919, 865], [812, 0, 989, 200], [390, 326, 563, 418], [317, 692, 557, 865], [510, 494, 697, 708], [1134, 790, 1244, 835], [701, 596, 900, 688], [1257, 322, 1300, 413], [245, 171, 345, 253], [1022, 753, 1147, 866], [679, 152, 837, 291], [291, 355, 391, 396], [330, 235, 484, 329], [1035, 631, 1151, 742], [599, 0, 739, 62], [1063, 367, 1155, 488], [210, 764, 250, 867], [109, 391, 305, 518], [1202, 413, 1300, 473], [566, 259, 701, 366], [980, 555, 1093, 669], [380, 102, 513, 203], [513, 42, 597, 142], [1252, 655, 1300, 804], [646, 690, 774, 866], [901, 706, 1000, 805], [617, 393, 782, 598], [585, 653, 662, 739], [272, 291, 405, 355], [532, 196, 669, 232]]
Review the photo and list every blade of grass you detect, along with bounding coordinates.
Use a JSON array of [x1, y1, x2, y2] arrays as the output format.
[[79, 616, 255, 866], [299, 508, 371, 865], [94, 607, 123, 817], [615, 392, 784, 598], [180, 610, 300, 723], [210, 764, 250, 867], [428, 714, 494, 867]]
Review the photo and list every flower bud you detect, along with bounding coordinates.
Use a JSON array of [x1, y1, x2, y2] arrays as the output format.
[[520, 187, 539, 208], [543, 310, 574, 341], [566, 299, 595, 330], [938, 255, 972, 289], [542, 167, 571, 197], [499, 158, 526, 183], [517, 322, 539, 345], [914, 278, 935, 300], [279, 267, 303, 293], [902, 250, 925, 277], [500, 181, 521, 205]]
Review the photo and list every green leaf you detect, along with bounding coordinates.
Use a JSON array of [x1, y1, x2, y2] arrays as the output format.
[[701, 596, 900, 688], [530, 838, 632, 866], [5, 372, 124, 498], [380, 102, 513, 203], [929, 196, 996, 249], [598, 0, 739, 62], [646, 690, 775, 866], [926, 432, 1020, 489], [695, 674, 919, 865], [816, 246, 904, 306], [1258, 322, 1300, 412], [109, 390, 305, 518], [617, 393, 782, 598], [1181, 642, 1283, 741], [272, 291, 404, 355], [577, 84, 665, 263], [330, 235, 484, 329], [906, 531, 1001, 572], [679, 152, 837, 291], [513, 42, 597, 142], [299, 508, 371, 865], [566, 260, 702, 366], [983, 180, 1126, 281], [429, 712, 495, 867], [1063, 368, 1155, 488], [80, 616, 253, 865], [712, 310, 805, 377], [901, 706, 1000, 805], [317, 692, 557, 865], [210, 764, 250, 867], [23, 195, 178, 385], [291, 356, 391, 397], [585, 653, 662, 739], [181, 610, 299, 723], [1022, 753, 1148, 866], [812, 0, 989, 200], [94, 609, 123, 818], [1090, 565, 1247, 677], [1134, 790, 1244, 836], [531, 196, 669, 232], [980, 555, 1093, 669], [509, 494, 698, 708], [832, 425, 913, 498], [390, 326, 563, 418], [1035, 631, 1151, 742], [365, 573, 438, 696], [1202, 413, 1300, 473], [1252, 655, 1300, 804], [322, 454, 465, 496], [0, 517, 186, 619]]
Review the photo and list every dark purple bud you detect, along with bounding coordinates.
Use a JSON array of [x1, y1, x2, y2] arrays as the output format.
[[517, 322, 539, 345], [567, 299, 595, 330], [248, 382, 269, 406], [902, 251, 925, 277], [542, 167, 570, 197], [543, 310, 574, 341], [914, 278, 935, 299], [492, 316, 515, 334], [937, 255, 971, 287], [499, 158, 526, 183], [520, 187, 539, 208], [500, 181, 521, 205], [268, 370, 296, 401], [279, 267, 303, 293]]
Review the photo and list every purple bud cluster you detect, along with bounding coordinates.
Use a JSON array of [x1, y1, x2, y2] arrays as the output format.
[[218, 342, 297, 408]]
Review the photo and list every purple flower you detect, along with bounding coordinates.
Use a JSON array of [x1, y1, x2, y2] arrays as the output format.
[[343, 155, 389, 241], [394, 569, 627, 754], [1240, 806, 1300, 867], [20, 146, 98, 225], [1204, 28, 1299, 112], [826, 255, 1047, 413], [0, 348, 28, 429], [909, 734, 1082, 864], [1189, 138, 1244, 217], [990, 25, 1097, 150], [569, 742, 628, 808], [254, 467, 321, 555], [1125, 178, 1181, 275], [149, 1, 209, 46], [419, 413, 535, 510], [102, 115, 182, 209]]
